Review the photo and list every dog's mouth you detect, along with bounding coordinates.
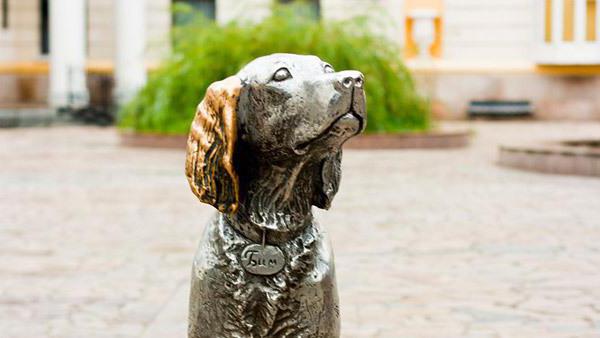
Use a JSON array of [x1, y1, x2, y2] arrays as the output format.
[[293, 108, 364, 155]]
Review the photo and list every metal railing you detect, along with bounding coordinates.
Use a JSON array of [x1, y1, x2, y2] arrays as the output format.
[[537, 0, 600, 64]]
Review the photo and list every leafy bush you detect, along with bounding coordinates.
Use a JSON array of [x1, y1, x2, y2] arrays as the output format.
[[119, 2, 430, 134]]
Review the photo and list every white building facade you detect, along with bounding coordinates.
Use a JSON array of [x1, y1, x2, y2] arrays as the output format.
[[0, 0, 599, 119]]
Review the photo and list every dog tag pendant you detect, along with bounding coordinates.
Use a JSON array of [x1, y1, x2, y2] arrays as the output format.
[[240, 229, 285, 276]]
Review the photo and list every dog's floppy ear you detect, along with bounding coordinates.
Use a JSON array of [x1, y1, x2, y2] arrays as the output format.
[[312, 150, 342, 210], [185, 76, 242, 214]]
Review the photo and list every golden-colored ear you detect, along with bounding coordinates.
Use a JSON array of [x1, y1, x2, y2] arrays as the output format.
[[185, 76, 242, 214]]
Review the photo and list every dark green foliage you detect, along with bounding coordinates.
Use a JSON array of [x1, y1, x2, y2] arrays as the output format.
[[119, 2, 430, 134]]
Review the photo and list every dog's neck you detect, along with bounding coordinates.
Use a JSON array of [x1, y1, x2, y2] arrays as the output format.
[[226, 153, 320, 244]]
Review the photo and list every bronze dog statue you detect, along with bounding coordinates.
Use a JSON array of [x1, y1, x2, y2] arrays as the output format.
[[185, 53, 366, 337]]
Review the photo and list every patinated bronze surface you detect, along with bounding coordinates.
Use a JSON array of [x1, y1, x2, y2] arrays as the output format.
[[185, 53, 366, 338]]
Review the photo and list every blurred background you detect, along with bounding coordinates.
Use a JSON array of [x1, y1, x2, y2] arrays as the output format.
[[1, 0, 600, 123], [1, 0, 600, 337]]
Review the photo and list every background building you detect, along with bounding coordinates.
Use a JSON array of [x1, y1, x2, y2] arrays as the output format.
[[0, 0, 599, 119]]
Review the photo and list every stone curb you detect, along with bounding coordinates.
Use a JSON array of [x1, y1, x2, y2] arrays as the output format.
[[119, 130, 471, 150], [498, 140, 600, 177]]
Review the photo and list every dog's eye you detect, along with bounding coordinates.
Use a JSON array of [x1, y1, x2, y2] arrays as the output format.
[[272, 68, 292, 82], [324, 65, 335, 73]]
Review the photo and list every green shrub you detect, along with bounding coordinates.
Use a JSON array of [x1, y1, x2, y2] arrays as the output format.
[[119, 2, 430, 134]]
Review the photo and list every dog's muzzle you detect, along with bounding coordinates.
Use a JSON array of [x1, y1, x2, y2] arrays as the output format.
[[292, 71, 366, 154], [331, 71, 366, 136], [329, 111, 362, 138]]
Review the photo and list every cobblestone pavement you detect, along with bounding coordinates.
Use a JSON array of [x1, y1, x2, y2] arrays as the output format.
[[1, 121, 600, 338]]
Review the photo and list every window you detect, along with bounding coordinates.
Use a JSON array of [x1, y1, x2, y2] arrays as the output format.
[[40, 0, 49, 54], [2, 0, 8, 29], [172, 0, 216, 26], [404, 0, 443, 59], [279, 0, 320, 20]]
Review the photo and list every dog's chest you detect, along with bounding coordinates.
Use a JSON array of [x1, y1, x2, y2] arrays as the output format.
[[189, 216, 339, 337]]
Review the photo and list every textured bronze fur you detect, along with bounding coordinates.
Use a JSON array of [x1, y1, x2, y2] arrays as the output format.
[[185, 76, 241, 214]]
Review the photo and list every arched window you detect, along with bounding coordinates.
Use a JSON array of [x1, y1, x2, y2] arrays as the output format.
[[173, 0, 216, 26], [279, 0, 320, 20]]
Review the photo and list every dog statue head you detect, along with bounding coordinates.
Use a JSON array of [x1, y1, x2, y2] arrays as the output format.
[[186, 53, 366, 222]]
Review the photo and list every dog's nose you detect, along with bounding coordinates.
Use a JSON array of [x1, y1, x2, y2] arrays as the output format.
[[338, 71, 364, 89]]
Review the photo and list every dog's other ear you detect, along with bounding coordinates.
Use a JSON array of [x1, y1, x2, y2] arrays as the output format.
[[185, 76, 242, 214], [312, 150, 342, 210]]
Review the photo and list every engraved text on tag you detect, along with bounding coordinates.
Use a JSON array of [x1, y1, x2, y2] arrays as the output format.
[[240, 244, 285, 276]]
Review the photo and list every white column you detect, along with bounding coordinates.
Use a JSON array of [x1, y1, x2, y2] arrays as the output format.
[[573, 0, 586, 42], [115, 0, 147, 105], [49, 0, 89, 108], [551, 0, 564, 43]]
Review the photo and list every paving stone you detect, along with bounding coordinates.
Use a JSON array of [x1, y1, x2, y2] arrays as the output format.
[[1, 122, 600, 337]]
